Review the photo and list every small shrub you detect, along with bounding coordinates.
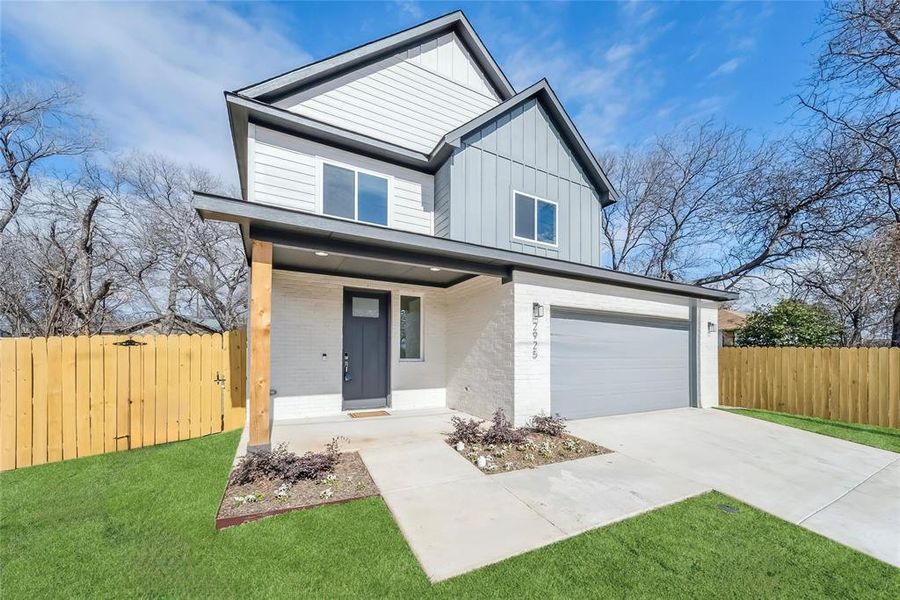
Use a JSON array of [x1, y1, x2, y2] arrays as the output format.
[[527, 413, 567, 437], [483, 408, 526, 445], [448, 416, 484, 445], [230, 437, 346, 485]]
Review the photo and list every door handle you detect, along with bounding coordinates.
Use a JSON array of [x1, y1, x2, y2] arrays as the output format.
[[343, 352, 352, 382]]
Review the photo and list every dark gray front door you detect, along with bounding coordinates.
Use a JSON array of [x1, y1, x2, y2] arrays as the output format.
[[342, 290, 389, 409]]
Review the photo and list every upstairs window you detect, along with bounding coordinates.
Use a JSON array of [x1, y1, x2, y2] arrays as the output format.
[[514, 192, 557, 245], [322, 162, 389, 226]]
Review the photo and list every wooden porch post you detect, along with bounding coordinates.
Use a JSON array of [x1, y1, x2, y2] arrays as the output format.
[[249, 240, 272, 450]]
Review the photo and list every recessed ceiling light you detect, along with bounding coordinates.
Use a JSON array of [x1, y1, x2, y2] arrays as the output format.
[[429, 267, 441, 272], [314, 251, 329, 257]]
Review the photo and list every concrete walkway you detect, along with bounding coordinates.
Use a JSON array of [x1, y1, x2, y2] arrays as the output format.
[[268, 406, 899, 580], [272, 408, 709, 581], [567, 408, 900, 566]]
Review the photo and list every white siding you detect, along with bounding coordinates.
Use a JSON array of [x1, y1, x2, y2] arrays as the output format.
[[250, 126, 434, 235], [274, 33, 500, 154], [270, 270, 448, 420]]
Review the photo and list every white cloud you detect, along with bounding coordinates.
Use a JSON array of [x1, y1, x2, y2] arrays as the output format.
[[709, 58, 741, 77], [392, 1, 423, 20], [4, 2, 311, 187]]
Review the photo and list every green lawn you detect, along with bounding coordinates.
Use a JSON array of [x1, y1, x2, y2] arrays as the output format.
[[719, 407, 900, 453], [2, 432, 897, 599]]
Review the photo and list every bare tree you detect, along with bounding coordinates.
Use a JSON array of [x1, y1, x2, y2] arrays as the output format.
[[114, 154, 247, 333], [0, 82, 96, 234], [0, 169, 120, 335]]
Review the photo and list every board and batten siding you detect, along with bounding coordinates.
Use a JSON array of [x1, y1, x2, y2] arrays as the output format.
[[249, 125, 434, 235], [274, 33, 500, 154], [439, 99, 603, 267]]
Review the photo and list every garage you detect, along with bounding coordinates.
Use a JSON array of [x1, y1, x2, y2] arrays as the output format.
[[550, 309, 692, 419]]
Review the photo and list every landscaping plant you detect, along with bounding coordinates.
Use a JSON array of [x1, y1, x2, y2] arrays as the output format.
[[482, 408, 526, 445], [230, 437, 345, 485], [447, 416, 484, 445], [527, 413, 567, 437]]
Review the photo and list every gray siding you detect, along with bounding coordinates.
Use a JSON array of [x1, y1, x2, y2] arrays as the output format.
[[434, 160, 451, 237], [438, 99, 602, 266]]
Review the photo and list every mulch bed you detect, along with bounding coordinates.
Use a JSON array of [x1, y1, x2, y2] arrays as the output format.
[[216, 452, 378, 529], [449, 432, 612, 474]]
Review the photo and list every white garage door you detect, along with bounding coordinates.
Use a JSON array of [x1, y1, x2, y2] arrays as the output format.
[[550, 309, 691, 420]]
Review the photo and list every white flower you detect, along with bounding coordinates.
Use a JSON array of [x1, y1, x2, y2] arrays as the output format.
[[476, 456, 487, 468], [455, 441, 465, 452], [320, 487, 334, 499]]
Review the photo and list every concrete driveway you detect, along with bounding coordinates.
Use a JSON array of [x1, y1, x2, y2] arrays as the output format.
[[267, 406, 899, 580], [568, 408, 900, 566]]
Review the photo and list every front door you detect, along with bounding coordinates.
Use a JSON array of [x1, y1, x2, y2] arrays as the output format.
[[342, 290, 389, 410]]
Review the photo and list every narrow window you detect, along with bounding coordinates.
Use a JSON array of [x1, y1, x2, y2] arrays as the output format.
[[357, 172, 388, 225], [399, 295, 422, 360], [514, 192, 557, 245], [536, 200, 557, 244], [323, 164, 355, 219], [514, 193, 535, 240], [322, 162, 389, 226]]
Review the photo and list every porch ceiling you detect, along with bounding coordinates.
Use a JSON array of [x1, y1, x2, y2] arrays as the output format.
[[272, 243, 474, 287]]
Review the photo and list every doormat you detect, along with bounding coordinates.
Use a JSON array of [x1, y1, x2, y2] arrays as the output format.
[[348, 410, 391, 419]]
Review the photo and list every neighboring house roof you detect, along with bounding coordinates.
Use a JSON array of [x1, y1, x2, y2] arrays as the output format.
[[718, 309, 747, 331], [225, 12, 616, 205], [194, 191, 738, 302], [236, 11, 515, 102], [106, 316, 218, 335]]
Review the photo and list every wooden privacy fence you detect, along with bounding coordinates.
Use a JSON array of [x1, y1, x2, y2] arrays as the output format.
[[719, 347, 899, 428], [0, 330, 246, 471]]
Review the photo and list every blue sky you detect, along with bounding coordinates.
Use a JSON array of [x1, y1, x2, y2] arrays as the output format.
[[3, 1, 826, 186]]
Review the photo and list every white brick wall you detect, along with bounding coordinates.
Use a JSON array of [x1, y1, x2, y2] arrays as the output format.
[[267, 268, 720, 422], [444, 277, 515, 420], [270, 270, 447, 419], [511, 271, 720, 425], [698, 300, 720, 408]]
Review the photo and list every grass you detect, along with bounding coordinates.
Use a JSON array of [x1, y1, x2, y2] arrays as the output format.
[[2, 432, 897, 599], [719, 407, 900, 453]]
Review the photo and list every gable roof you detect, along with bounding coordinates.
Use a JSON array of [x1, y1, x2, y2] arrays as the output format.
[[226, 12, 616, 205], [435, 80, 617, 205], [237, 11, 515, 103]]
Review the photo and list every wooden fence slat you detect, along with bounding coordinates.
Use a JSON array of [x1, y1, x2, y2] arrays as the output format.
[[878, 348, 890, 427], [115, 337, 129, 451], [167, 335, 179, 442], [103, 336, 118, 453], [178, 335, 191, 440], [201, 334, 212, 436], [190, 335, 202, 438], [15, 338, 33, 468], [61, 337, 77, 460], [210, 333, 223, 433], [129, 338, 143, 449], [142, 337, 156, 447], [156, 336, 169, 445], [30, 338, 48, 466], [75, 336, 91, 457], [890, 348, 899, 429], [0, 338, 16, 470], [46, 337, 63, 463], [89, 336, 104, 456]]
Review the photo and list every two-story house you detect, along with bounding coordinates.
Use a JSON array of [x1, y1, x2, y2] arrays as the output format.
[[193, 11, 737, 450]]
